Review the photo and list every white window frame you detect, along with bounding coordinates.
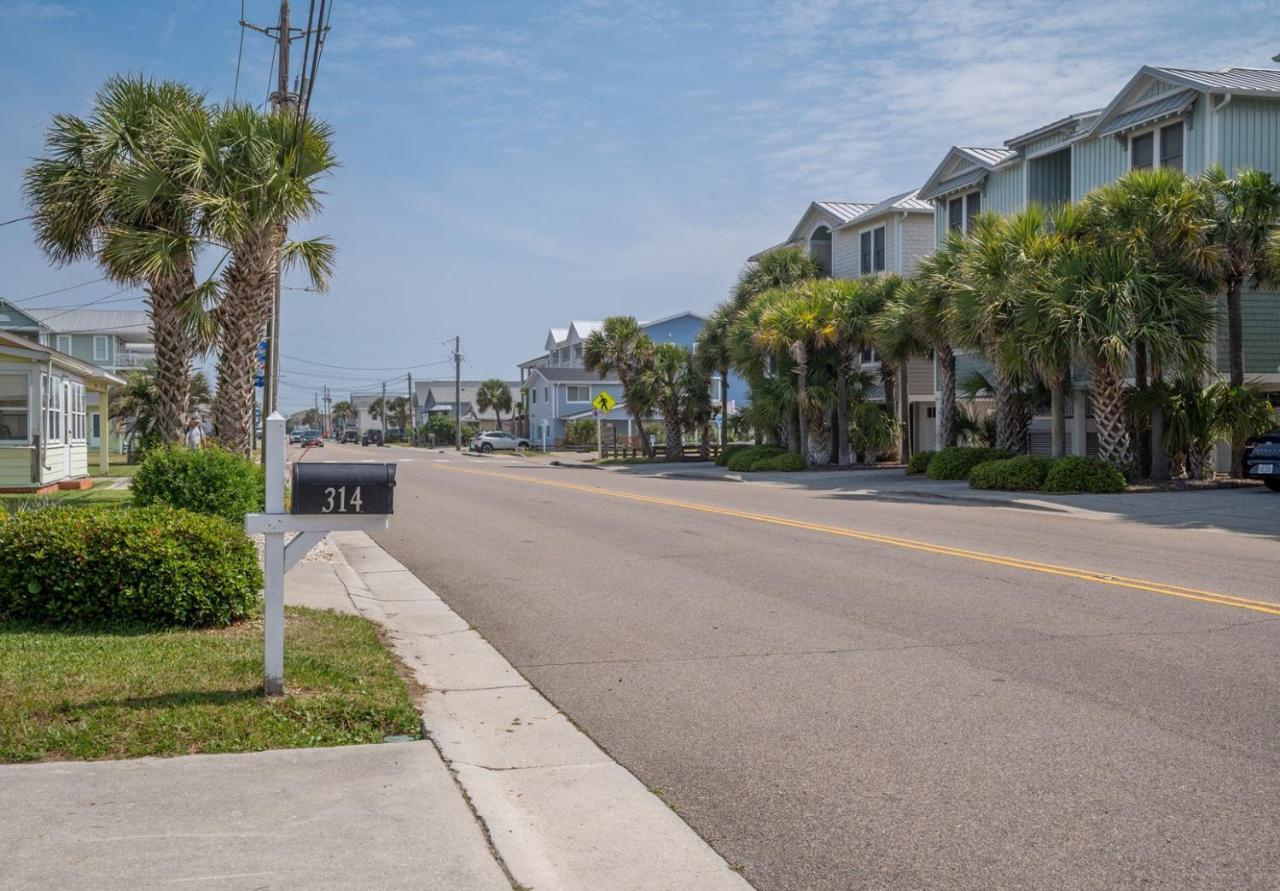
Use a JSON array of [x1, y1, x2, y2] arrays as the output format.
[[708, 376, 722, 403], [93, 335, 109, 362], [69, 381, 85, 442], [565, 385, 590, 403], [1128, 119, 1185, 172], [0, 370, 31, 444], [42, 373, 63, 442], [858, 224, 887, 276], [55, 334, 72, 354]]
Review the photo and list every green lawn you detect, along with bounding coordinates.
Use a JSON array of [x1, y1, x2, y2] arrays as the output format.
[[0, 486, 133, 514], [0, 607, 421, 762]]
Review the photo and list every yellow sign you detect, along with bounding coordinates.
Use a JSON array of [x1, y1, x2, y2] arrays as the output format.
[[592, 391, 617, 413]]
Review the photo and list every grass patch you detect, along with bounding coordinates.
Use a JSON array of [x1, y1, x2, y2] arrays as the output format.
[[0, 606, 420, 763], [590, 455, 699, 465], [102, 453, 141, 478], [0, 486, 133, 514]]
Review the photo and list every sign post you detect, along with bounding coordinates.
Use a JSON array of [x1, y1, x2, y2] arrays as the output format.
[[592, 391, 617, 458], [245, 413, 394, 696]]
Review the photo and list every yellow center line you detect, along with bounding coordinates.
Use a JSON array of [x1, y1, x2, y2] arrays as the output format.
[[433, 463, 1280, 618]]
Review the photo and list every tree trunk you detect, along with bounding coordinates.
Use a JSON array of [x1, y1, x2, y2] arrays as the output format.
[[936, 344, 956, 449], [719, 365, 729, 447], [1226, 277, 1245, 388], [213, 235, 276, 456], [1150, 402, 1169, 481], [795, 357, 809, 468], [1091, 361, 1134, 474], [835, 356, 850, 466], [1133, 340, 1151, 478], [1049, 377, 1066, 459], [993, 359, 1021, 454], [664, 407, 681, 460], [897, 361, 911, 464], [146, 260, 196, 445]]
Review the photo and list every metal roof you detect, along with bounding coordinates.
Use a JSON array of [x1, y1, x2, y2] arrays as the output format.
[[567, 321, 603, 341], [1004, 109, 1101, 148], [919, 167, 987, 201], [836, 190, 933, 229], [24, 306, 150, 338], [956, 147, 1018, 167], [0, 330, 125, 386], [1097, 89, 1196, 138], [813, 201, 875, 223], [525, 366, 615, 384], [1151, 66, 1280, 94]]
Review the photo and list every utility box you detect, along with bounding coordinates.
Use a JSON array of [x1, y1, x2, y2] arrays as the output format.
[[291, 463, 396, 515]]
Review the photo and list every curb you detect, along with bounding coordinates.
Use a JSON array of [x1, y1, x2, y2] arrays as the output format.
[[328, 532, 752, 891]]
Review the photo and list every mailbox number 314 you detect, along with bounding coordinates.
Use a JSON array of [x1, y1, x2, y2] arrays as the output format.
[[322, 485, 363, 513]]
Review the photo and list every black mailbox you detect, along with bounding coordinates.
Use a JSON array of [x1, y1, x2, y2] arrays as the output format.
[[291, 463, 396, 515]]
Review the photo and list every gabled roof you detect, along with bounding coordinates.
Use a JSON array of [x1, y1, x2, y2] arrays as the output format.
[[544, 328, 569, 351], [835, 189, 933, 230], [643, 310, 706, 328], [785, 201, 875, 243], [1004, 109, 1101, 149], [0, 299, 41, 331], [525, 366, 615, 384], [1086, 65, 1280, 139], [1097, 89, 1197, 138], [0, 330, 124, 386], [566, 321, 603, 343], [24, 306, 150, 339], [917, 147, 1018, 202]]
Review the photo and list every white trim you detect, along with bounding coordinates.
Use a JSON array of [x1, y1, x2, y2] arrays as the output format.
[[1127, 118, 1185, 171], [857, 223, 887, 276], [55, 334, 71, 354], [92, 335, 109, 362], [0, 369, 32, 445]]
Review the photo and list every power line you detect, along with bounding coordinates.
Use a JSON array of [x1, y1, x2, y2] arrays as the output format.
[[280, 353, 452, 372], [20, 287, 132, 323], [8, 276, 107, 306], [0, 215, 33, 227], [233, 0, 247, 101]]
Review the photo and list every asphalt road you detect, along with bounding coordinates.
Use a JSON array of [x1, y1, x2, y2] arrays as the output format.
[[322, 442, 1280, 890]]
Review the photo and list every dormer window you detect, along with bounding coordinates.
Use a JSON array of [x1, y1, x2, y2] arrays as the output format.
[[1130, 121, 1183, 171], [947, 192, 981, 233]]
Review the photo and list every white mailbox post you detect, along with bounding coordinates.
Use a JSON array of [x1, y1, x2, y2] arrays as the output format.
[[245, 412, 392, 696]]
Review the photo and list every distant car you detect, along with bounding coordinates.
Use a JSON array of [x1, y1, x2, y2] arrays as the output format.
[[302, 432, 324, 448], [289, 429, 304, 444], [342, 429, 358, 444], [1243, 427, 1280, 491], [362, 429, 383, 447], [470, 430, 530, 452]]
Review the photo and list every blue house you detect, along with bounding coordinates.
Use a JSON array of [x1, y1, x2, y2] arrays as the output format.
[[519, 312, 748, 447]]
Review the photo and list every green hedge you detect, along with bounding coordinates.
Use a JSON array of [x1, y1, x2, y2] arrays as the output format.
[[132, 446, 264, 526], [726, 446, 780, 471], [753, 452, 804, 472], [0, 506, 262, 627], [969, 455, 1053, 491], [905, 450, 936, 475], [926, 447, 1010, 480], [716, 443, 753, 467], [1041, 456, 1127, 494]]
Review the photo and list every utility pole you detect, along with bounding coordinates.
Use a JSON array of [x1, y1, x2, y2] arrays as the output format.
[[454, 336, 462, 451], [407, 372, 414, 446], [381, 381, 387, 444]]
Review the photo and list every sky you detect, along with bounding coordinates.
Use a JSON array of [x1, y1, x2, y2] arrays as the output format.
[[1, 0, 1278, 412]]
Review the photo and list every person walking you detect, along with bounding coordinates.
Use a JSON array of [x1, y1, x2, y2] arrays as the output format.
[[186, 416, 205, 450]]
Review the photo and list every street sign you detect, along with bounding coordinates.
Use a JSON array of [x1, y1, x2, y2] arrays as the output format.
[[592, 391, 617, 413]]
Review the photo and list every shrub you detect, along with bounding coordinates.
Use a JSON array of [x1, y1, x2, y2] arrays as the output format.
[[132, 445, 264, 525], [0, 506, 262, 627], [716, 443, 753, 467], [753, 452, 804, 472], [969, 455, 1053, 491], [926, 446, 1010, 480], [562, 418, 597, 446], [727, 446, 785, 472], [1041, 456, 1127, 494], [906, 450, 936, 475]]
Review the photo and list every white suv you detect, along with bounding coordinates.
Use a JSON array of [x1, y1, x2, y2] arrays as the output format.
[[470, 431, 531, 452]]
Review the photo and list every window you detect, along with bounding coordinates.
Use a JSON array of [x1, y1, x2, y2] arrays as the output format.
[[42, 373, 62, 442], [92, 412, 100, 440], [531, 389, 537, 404], [708, 377, 722, 402], [69, 382, 85, 441], [965, 192, 981, 229], [860, 226, 887, 275], [0, 373, 29, 442], [566, 385, 590, 402], [948, 197, 964, 232], [93, 336, 109, 362], [544, 387, 549, 403], [1130, 131, 1154, 169], [1159, 121, 1183, 170], [55, 334, 71, 354], [860, 346, 877, 364]]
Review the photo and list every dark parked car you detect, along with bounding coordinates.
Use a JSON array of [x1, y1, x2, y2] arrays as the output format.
[[302, 432, 324, 448], [362, 429, 383, 447], [342, 429, 358, 444], [1243, 427, 1280, 491]]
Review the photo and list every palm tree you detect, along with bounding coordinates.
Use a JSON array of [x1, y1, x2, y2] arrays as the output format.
[[910, 234, 966, 449], [475, 379, 513, 431], [870, 275, 921, 463], [176, 103, 336, 455], [731, 247, 822, 311], [694, 304, 734, 447], [25, 76, 207, 446], [636, 343, 702, 459], [755, 283, 835, 467], [583, 316, 656, 457], [331, 399, 353, 430], [824, 278, 882, 465], [950, 209, 1046, 453], [1198, 166, 1280, 389], [113, 364, 211, 458]]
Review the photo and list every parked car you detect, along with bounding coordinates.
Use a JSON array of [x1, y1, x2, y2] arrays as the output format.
[[470, 430, 530, 452], [362, 429, 383, 447], [289, 429, 304, 444], [1243, 427, 1280, 491], [302, 432, 324, 448], [342, 429, 358, 444]]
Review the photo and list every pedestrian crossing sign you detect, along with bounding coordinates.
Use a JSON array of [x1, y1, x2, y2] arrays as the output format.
[[592, 391, 617, 413]]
